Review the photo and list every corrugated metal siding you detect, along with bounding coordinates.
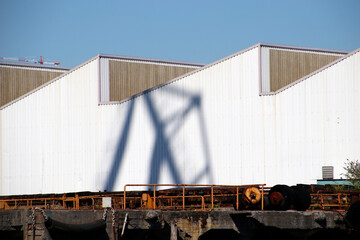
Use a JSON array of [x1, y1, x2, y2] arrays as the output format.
[[1, 46, 359, 196], [267, 50, 360, 185], [0, 48, 261, 195], [1, 59, 99, 195], [97, 48, 263, 190], [261, 47, 270, 92], [269, 49, 341, 92], [100, 58, 110, 102], [0, 66, 67, 107], [108, 60, 198, 101], [0, 110, 2, 194]]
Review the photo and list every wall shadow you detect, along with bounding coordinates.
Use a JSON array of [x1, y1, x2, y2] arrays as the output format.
[[104, 100, 135, 191], [104, 85, 214, 191]]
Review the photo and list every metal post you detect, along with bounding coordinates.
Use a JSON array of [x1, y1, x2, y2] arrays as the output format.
[[124, 186, 127, 209], [153, 185, 156, 209], [182, 185, 185, 210], [261, 185, 264, 211], [75, 194, 79, 209], [211, 185, 214, 209], [320, 193, 323, 210], [236, 187, 239, 211]]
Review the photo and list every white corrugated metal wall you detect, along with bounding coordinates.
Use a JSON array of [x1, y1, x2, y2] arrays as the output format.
[[1, 59, 100, 194], [1, 46, 359, 195], [0, 46, 263, 195], [260, 47, 345, 94], [264, 50, 360, 185], [97, 46, 263, 191]]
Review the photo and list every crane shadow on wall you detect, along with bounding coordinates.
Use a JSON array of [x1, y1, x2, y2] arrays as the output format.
[[104, 86, 214, 191], [104, 99, 135, 191]]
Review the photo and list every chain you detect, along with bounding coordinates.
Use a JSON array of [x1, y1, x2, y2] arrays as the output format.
[[111, 208, 116, 227], [34, 207, 48, 221], [31, 208, 36, 227], [102, 208, 108, 221], [31, 208, 36, 240], [103, 208, 116, 226]]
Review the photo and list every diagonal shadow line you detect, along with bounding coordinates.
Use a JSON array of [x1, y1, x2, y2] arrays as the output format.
[[175, 96, 214, 184], [166, 95, 215, 184], [145, 94, 182, 185], [167, 95, 200, 137], [147, 137, 171, 184], [197, 101, 214, 184], [165, 85, 196, 98], [189, 165, 211, 184], [162, 87, 214, 184], [162, 86, 200, 128], [104, 100, 135, 191]]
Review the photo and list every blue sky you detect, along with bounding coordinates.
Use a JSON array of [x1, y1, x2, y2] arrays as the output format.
[[0, 0, 359, 68]]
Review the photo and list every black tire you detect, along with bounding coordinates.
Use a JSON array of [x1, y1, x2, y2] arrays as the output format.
[[263, 194, 271, 210], [346, 200, 360, 230], [291, 185, 311, 211], [268, 185, 294, 210]]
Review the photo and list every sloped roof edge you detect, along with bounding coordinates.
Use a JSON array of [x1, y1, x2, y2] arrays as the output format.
[[260, 47, 360, 96], [100, 43, 263, 105], [259, 43, 349, 54], [99, 54, 205, 67], [101, 43, 350, 106], [1, 43, 353, 110], [0, 55, 100, 110], [0, 54, 204, 110], [0, 61, 71, 71]]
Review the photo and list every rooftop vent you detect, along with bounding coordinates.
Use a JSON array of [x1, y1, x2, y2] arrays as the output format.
[[322, 166, 334, 180]]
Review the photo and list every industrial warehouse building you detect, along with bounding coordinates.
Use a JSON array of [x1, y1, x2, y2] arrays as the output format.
[[0, 61, 70, 107], [0, 43, 359, 196]]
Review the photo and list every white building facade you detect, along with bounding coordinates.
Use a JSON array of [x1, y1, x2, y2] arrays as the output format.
[[0, 44, 359, 195]]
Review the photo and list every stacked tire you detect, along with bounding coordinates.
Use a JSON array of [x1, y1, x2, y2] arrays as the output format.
[[268, 185, 311, 211], [346, 200, 360, 230]]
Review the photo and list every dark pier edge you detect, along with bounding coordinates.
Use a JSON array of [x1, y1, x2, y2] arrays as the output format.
[[1, 209, 359, 240]]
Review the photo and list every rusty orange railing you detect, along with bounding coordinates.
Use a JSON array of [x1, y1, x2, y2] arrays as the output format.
[[311, 191, 351, 210], [123, 184, 265, 211], [0, 193, 125, 211], [0, 184, 265, 211]]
